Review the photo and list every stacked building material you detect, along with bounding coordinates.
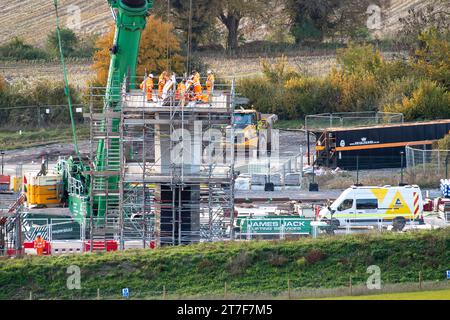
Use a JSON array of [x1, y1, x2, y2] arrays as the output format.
[[441, 179, 450, 198]]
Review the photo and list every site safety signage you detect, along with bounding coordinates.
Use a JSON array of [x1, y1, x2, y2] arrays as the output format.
[[446, 271, 450, 280], [240, 217, 312, 235]]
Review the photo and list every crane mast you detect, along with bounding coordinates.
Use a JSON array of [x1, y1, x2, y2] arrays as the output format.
[[94, 0, 153, 218]]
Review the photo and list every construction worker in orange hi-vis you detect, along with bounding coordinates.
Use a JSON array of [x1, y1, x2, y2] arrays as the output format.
[[192, 70, 200, 83], [185, 75, 195, 101], [140, 73, 154, 102], [176, 78, 187, 105], [158, 71, 169, 99], [34, 233, 46, 256], [206, 70, 215, 95], [189, 70, 204, 102]]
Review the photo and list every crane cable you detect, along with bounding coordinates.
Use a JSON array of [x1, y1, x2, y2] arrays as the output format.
[[186, 0, 193, 74], [53, 0, 82, 162], [166, 0, 171, 72]]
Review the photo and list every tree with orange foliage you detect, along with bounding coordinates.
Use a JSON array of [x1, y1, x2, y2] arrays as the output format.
[[0, 74, 6, 92], [91, 16, 185, 86]]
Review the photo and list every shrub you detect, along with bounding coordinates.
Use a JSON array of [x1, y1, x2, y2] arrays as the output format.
[[237, 76, 277, 115], [227, 251, 252, 276], [236, 35, 449, 122], [305, 249, 326, 265], [435, 134, 450, 150], [328, 69, 381, 112], [376, 60, 411, 84], [336, 43, 384, 75], [411, 28, 450, 89], [295, 257, 307, 267], [284, 77, 337, 117], [261, 56, 299, 84], [47, 28, 78, 57], [266, 252, 288, 267], [378, 77, 419, 108], [371, 248, 390, 261], [384, 80, 450, 120], [0, 38, 48, 60], [0, 80, 83, 129]]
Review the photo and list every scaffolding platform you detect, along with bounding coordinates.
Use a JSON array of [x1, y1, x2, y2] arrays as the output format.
[[83, 80, 236, 247]]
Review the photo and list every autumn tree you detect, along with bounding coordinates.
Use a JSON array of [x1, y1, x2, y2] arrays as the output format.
[[137, 16, 185, 76], [411, 28, 450, 89], [285, 0, 385, 43], [91, 24, 114, 86], [285, 0, 340, 43], [152, 0, 217, 51], [92, 16, 185, 86], [213, 0, 268, 51], [0, 74, 6, 92], [398, 0, 450, 46]]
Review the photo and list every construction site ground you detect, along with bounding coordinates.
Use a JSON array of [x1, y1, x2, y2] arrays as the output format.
[[0, 129, 442, 198]]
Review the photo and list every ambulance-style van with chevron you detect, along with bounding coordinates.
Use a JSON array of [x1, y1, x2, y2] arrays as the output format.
[[319, 185, 424, 230]]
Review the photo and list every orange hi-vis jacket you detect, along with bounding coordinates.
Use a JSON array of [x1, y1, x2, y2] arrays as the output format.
[[140, 77, 154, 101], [193, 72, 200, 83], [176, 82, 187, 100], [206, 74, 215, 93], [193, 81, 208, 102], [158, 73, 168, 98], [34, 237, 46, 255]]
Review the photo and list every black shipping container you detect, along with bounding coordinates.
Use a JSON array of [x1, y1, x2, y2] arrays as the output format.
[[314, 120, 450, 170]]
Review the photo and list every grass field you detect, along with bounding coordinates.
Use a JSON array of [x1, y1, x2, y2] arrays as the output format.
[[323, 289, 450, 300], [0, 126, 89, 150], [0, 229, 448, 300]]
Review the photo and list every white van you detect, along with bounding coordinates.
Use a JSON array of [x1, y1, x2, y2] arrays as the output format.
[[319, 185, 424, 230]]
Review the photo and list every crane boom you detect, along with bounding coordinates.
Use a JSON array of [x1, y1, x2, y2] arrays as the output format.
[[106, 0, 153, 106], [94, 0, 153, 218]]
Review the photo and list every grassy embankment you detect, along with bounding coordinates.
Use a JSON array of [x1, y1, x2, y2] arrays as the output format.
[[0, 126, 89, 150], [0, 229, 448, 300]]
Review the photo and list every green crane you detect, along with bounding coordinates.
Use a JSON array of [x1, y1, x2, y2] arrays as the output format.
[[54, 0, 153, 220], [93, 0, 153, 218]]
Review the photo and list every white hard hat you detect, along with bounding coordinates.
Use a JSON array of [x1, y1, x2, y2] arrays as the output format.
[[207, 70, 212, 74], [149, 74, 154, 78], [37, 233, 42, 237]]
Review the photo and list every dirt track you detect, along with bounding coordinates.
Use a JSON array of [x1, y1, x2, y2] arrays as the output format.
[[0, 130, 310, 166]]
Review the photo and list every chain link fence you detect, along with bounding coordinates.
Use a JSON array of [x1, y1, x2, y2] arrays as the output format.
[[13, 280, 450, 300], [406, 146, 450, 180], [305, 112, 404, 131]]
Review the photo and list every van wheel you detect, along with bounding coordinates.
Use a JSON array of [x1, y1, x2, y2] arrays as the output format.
[[323, 218, 339, 234], [330, 218, 340, 228], [392, 217, 406, 231]]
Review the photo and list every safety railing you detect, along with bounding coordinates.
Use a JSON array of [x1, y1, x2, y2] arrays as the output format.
[[406, 145, 450, 179], [305, 112, 404, 131]]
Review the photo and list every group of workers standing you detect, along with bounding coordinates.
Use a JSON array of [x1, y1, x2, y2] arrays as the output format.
[[140, 70, 215, 104]]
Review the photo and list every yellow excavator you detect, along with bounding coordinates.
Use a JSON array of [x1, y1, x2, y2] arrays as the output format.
[[233, 108, 278, 154]]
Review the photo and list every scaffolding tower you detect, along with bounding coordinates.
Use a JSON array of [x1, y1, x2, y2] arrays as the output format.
[[87, 77, 236, 248]]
